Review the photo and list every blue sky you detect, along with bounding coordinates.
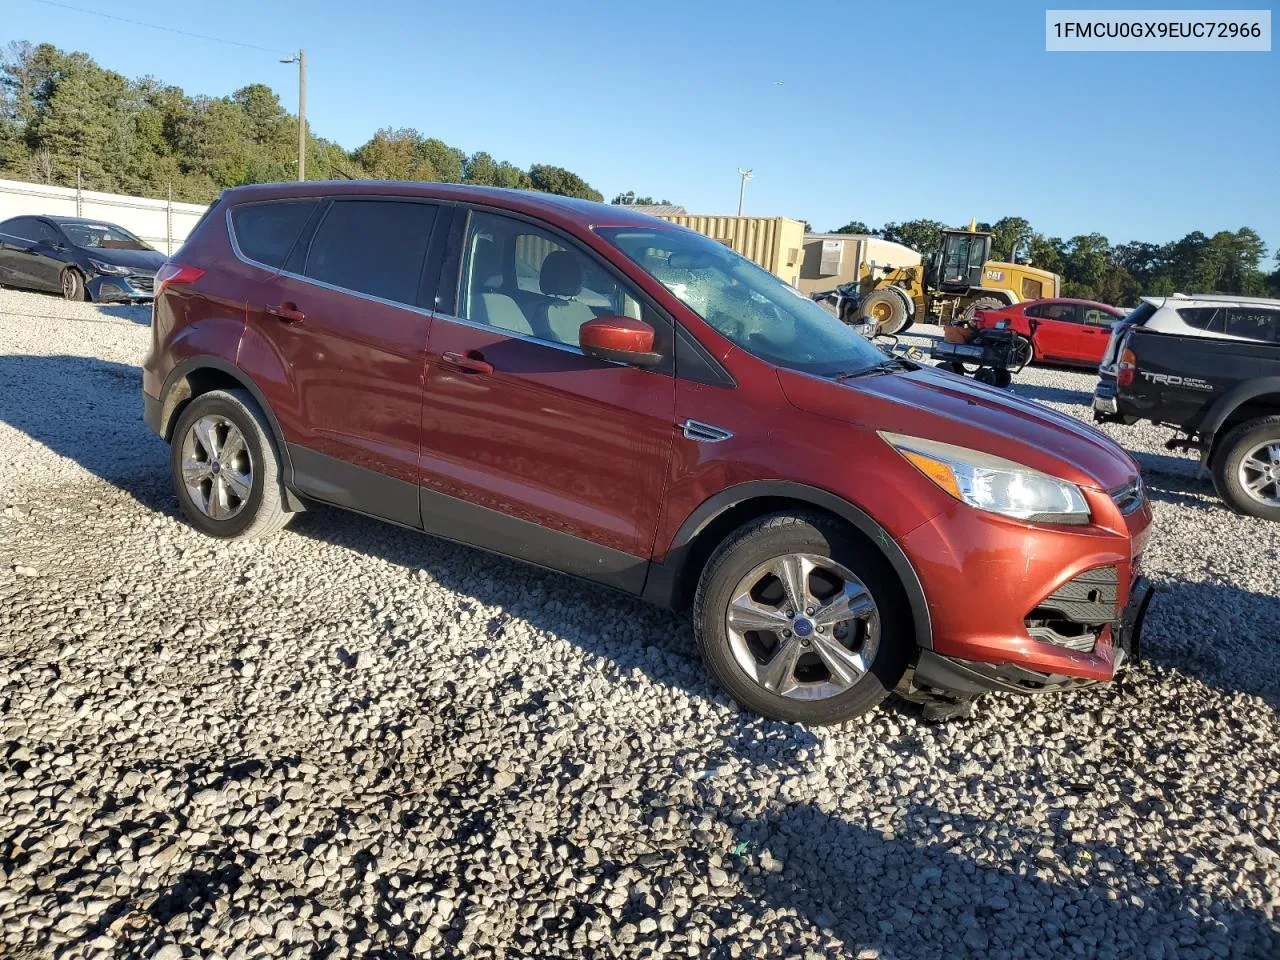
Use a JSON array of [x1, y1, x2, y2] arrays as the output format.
[[6, 0, 1278, 251]]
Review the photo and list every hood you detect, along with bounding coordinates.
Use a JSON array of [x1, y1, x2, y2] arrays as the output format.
[[777, 364, 1139, 491], [78, 247, 167, 273]]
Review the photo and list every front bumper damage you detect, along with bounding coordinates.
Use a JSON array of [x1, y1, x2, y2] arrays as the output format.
[[907, 575, 1154, 700]]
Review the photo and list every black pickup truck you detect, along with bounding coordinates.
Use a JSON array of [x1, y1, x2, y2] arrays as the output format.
[[1093, 295, 1280, 520]]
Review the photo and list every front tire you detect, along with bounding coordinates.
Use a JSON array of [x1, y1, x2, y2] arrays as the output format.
[[693, 512, 911, 725], [170, 389, 293, 539], [61, 268, 87, 302], [1011, 335, 1034, 370], [858, 289, 909, 335], [1211, 417, 1280, 521]]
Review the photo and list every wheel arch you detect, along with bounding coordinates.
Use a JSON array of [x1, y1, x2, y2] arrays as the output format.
[[1199, 380, 1280, 465], [968, 288, 1016, 306], [158, 356, 302, 508], [644, 481, 933, 651]]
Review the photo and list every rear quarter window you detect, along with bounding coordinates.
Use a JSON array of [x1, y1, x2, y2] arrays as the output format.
[[1176, 307, 1224, 332], [230, 199, 319, 269]]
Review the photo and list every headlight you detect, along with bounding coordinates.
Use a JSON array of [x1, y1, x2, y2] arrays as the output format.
[[881, 432, 1090, 525], [88, 259, 130, 276]]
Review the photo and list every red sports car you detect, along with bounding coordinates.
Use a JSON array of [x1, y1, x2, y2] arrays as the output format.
[[975, 298, 1128, 368]]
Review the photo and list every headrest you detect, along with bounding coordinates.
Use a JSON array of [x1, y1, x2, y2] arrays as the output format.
[[539, 250, 583, 298], [472, 238, 503, 288]]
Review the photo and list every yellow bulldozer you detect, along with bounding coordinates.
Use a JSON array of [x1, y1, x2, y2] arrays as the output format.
[[853, 225, 1060, 335]]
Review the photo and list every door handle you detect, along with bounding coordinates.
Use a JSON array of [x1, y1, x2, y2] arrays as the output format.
[[266, 302, 306, 323], [442, 350, 494, 375]]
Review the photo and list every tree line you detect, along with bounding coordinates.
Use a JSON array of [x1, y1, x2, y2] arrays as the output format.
[[0, 41, 604, 204], [831, 216, 1279, 304]]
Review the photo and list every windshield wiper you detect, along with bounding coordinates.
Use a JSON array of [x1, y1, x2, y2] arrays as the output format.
[[834, 358, 914, 380]]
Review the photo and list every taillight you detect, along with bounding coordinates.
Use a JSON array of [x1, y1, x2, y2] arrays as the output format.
[[1117, 347, 1137, 388], [155, 262, 206, 297]]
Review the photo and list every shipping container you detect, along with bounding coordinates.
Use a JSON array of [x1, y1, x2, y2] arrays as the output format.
[[655, 215, 807, 287]]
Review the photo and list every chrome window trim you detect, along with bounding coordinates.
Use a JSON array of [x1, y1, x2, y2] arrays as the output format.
[[276, 267, 439, 319], [225, 196, 659, 368], [225, 199, 439, 318], [225, 199, 320, 276], [430, 309, 620, 362]]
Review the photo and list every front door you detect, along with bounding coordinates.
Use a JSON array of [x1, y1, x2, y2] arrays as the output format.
[[1077, 306, 1118, 365], [419, 208, 676, 591], [238, 196, 444, 527], [1028, 302, 1083, 361]]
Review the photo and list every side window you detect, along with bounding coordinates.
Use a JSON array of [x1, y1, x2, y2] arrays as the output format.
[[1024, 303, 1048, 319], [1082, 308, 1115, 327], [1224, 307, 1280, 343], [303, 199, 437, 306], [459, 210, 642, 347], [1177, 307, 1223, 332], [4, 217, 39, 242], [231, 200, 318, 269], [1042, 302, 1080, 323]]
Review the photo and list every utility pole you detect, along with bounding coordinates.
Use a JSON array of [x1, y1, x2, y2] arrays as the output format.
[[737, 168, 753, 217], [281, 49, 307, 181]]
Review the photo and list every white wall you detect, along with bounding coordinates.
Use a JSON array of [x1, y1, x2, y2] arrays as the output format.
[[0, 178, 210, 254]]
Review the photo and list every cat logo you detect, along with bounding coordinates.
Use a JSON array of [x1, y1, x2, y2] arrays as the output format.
[[984, 269, 1004, 282]]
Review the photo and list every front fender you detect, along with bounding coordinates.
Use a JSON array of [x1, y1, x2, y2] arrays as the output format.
[[646, 480, 934, 651]]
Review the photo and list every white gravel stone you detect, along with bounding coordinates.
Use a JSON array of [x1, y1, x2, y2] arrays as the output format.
[[1, 292, 1277, 958]]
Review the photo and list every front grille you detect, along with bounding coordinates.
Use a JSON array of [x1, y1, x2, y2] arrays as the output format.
[[1110, 475, 1144, 515], [129, 275, 155, 293], [1025, 565, 1120, 652]]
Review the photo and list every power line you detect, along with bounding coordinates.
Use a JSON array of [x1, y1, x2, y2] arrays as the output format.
[[26, 0, 293, 56]]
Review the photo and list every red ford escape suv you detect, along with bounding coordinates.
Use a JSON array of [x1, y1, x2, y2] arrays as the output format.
[[143, 182, 1153, 725]]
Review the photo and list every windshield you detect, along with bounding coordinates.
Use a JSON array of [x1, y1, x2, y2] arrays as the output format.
[[597, 226, 887, 376], [60, 221, 152, 251]]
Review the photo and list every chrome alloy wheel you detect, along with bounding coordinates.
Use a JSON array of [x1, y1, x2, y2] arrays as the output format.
[[1238, 441, 1280, 507], [724, 553, 880, 701], [180, 415, 253, 521]]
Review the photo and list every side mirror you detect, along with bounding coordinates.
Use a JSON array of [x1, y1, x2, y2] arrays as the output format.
[[579, 315, 661, 368]]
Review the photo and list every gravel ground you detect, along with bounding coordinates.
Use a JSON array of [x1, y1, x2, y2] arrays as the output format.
[[1, 286, 1278, 959]]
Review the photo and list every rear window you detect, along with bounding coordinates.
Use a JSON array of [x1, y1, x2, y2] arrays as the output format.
[[230, 200, 318, 269], [1125, 301, 1158, 327], [302, 199, 438, 306]]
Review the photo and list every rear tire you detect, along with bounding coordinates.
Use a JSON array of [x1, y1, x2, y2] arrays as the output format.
[[693, 511, 912, 725], [1211, 417, 1280, 521], [170, 388, 294, 540], [859, 289, 909, 335]]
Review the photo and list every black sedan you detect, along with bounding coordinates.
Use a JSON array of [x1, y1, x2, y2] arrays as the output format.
[[0, 215, 166, 302]]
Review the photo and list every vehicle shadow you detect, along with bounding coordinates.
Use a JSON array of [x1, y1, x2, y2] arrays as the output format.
[[1141, 577, 1280, 710], [721, 801, 1278, 958], [0, 354, 170, 507], [1011, 381, 1093, 407], [1131, 451, 1222, 513], [93, 302, 151, 324]]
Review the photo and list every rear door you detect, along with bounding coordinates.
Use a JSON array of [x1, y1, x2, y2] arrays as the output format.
[[0, 217, 60, 291], [418, 206, 676, 590], [237, 196, 446, 527]]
